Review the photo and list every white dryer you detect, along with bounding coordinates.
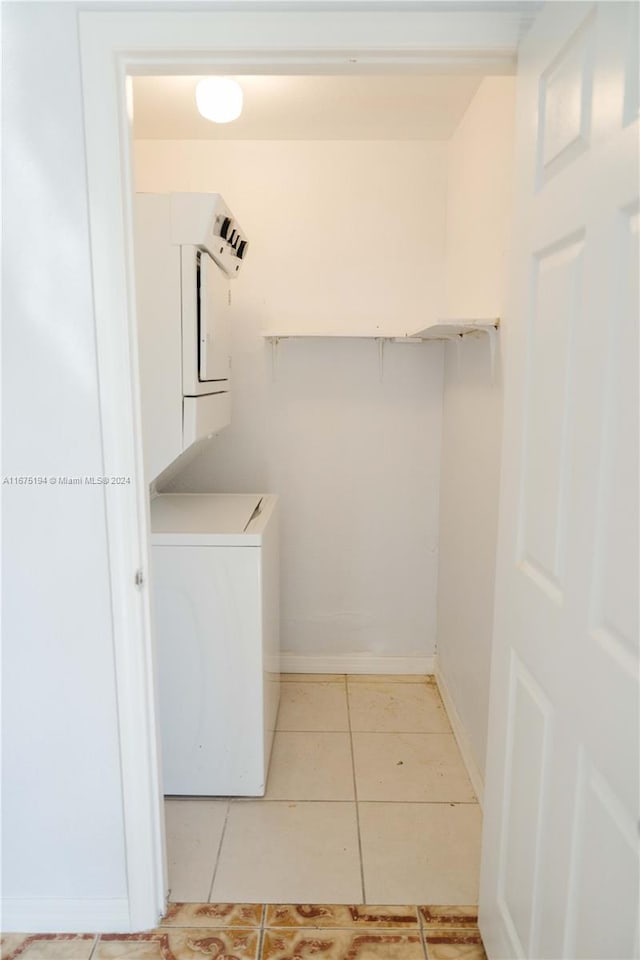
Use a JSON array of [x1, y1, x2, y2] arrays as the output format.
[[134, 193, 249, 483], [150, 493, 280, 796]]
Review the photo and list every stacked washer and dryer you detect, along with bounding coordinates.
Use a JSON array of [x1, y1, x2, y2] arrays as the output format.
[[134, 193, 280, 796]]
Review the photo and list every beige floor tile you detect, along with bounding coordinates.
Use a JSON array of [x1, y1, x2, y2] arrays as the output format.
[[352, 733, 476, 802], [0, 936, 96, 960], [277, 682, 349, 731], [262, 929, 425, 959], [359, 802, 482, 905], [211, 801, 362, 903], [348, 682, 450, 733], [164, 799, 228, 902], [161, 902, 263, 927], [265, 904, 419, 928], [95, 928, 258, 959], [265, 732, 354, 800]]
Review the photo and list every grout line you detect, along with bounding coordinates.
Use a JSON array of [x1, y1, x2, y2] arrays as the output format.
[[419, 920, 431, 960], [229, 798, 478, 805], [345, 674, 367, 904], [417, 907, 432, 960], [87, 935, 100, 959], [207, 799, 231, 902], [257, 903, 266, 959], [275, 728, 351, 734], [275, 729, 452, 735], [257, 925, 424, 932], [279, 676, 347, 682], [157, 924, 261, 930], [355, 799, 479, 805], [281, 675, 431, 682]]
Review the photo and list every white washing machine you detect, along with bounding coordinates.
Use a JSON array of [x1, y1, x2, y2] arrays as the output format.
[[150, 493, 280, 796]]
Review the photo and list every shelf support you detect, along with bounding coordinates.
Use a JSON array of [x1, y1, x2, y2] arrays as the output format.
[[376, 337, 385, 382], [486, 325, 498, 381], [269, 337, 280, 382]]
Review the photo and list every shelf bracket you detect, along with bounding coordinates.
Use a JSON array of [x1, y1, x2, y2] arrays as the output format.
[[485, 325, 498, 382], [374, 337, 392, 383], [269, 337, 280, 382]]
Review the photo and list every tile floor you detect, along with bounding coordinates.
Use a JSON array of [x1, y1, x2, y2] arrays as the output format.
[[1, 677, 486, 958], [1, 903, 487, 959], [166, 675, 482, 905]]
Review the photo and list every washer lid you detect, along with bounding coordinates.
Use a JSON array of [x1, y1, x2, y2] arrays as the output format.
[[150, 493, 263, 538]]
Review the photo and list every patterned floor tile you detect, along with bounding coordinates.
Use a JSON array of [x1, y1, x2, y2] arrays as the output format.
[[265, 904, 419, 928], [423, 922, 485, 960], [161, 903, 263, 927], [94, 928, 258, 959], [423, 929, 482, 945], [0, 936, 27, 960], [0, 935, 96, 960], [424, 938, 486, 960], [419, 907, 478, 928], [261, 929, 425, 959]]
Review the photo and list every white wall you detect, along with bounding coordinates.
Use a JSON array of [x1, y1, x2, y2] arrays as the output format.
[[2, 3, 129, 929], [135, 140, 447, 665], [436, 77, 516, 791]]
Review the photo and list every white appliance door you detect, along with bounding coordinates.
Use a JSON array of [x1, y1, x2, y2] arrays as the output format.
[[480, 4, 639, 960], [198, 252, 231, 383]]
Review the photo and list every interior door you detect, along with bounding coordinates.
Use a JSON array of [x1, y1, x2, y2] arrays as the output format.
[[480, 4, 639, 959], [199, 251, 231, 383]]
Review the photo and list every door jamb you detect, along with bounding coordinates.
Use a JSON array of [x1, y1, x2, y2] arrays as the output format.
[[78, 6, 518, 929]]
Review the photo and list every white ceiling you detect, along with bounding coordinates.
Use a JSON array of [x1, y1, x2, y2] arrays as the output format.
[[132, 74, 487, 141]]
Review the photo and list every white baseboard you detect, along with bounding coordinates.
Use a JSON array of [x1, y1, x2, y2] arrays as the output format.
[[435, 660, 485, 807], [1, 898, 131, 933], [279, 654, 436, 675]]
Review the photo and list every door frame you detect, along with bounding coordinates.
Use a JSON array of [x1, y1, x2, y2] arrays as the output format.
[[78, 4, 522, 930]]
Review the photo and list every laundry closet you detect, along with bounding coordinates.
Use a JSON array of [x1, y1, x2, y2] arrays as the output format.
[[131, 70, 515, 893]]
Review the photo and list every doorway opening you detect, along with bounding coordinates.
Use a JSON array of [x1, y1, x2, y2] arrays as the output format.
[[77, 5, 525, 934], [128, 66, 511, 912]]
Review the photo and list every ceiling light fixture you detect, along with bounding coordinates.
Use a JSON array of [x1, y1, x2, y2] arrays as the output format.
[[195, 77, 243, 123]]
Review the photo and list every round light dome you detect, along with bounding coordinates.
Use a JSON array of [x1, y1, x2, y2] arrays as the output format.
[[195, 77, 243, 124]]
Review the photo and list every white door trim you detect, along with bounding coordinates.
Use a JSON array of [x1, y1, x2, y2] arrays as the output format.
[[78, 5, 520, 930]]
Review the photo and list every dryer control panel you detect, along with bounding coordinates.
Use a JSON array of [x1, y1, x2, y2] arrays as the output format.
[[166, 192, 249, 278]]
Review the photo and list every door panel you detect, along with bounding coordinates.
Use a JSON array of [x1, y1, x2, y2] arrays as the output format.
[[519, 232, 584, 597], [199, 251, 231, 383], [536, 9, 595, 185], [565, 754, 639, 960], [498, 656, 552, 957], [480, 5, 639, 958], [590, 203, 638, 670]]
